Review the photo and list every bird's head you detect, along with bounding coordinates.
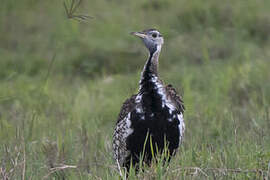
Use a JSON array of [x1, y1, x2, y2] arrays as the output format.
[[131, 29, 164, 54]]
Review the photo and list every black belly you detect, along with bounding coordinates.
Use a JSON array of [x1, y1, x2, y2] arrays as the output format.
[[125, 107, 180, 168]]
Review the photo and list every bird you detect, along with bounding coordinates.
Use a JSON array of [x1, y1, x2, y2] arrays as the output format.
[[112, 29, 185, 172]]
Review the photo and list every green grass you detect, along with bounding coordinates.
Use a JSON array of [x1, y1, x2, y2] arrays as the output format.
[[0, 0, 270, 179]]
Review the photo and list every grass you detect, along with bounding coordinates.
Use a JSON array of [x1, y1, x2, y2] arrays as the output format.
[[0, 0, 270, 179]]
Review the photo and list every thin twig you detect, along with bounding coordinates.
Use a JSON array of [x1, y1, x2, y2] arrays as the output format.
[[194, 167, 208, 177], [42, 164, 77, 180]]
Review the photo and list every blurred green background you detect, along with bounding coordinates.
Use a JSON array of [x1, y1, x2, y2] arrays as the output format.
[[0, 0, 270, 179]]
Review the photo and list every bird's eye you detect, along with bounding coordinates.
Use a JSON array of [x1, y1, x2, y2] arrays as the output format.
[[152, 33, 157, 38]]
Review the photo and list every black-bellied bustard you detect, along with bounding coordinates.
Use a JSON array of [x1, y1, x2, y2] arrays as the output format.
[[113, 29, 185, 171]]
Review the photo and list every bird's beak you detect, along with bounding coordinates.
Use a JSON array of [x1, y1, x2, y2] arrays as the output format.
[[130, 31, 147, 39]]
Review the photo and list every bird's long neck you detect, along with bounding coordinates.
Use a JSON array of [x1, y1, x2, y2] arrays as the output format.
[[139, 45, 162, 92]]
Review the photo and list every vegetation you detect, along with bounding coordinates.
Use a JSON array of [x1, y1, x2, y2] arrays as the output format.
[[0, 0, 270, 179]]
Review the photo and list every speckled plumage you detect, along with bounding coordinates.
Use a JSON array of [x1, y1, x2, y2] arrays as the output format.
[[113, 29, 185, 171]]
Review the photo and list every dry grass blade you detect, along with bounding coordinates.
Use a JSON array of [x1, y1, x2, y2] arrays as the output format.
[[22, 140, 26, 180], [0, 145, 24, 180], [63, 0, 93, 22], [116, 160, 127, 180], [172, 167, 269, 177], [267, 161, 270, 180]]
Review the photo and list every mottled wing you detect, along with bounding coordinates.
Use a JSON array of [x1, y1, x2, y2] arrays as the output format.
[[165, 84, 185, 113], [116, 95, 136, 124], [165, 84, 185, 143], [113, 95, 136, 166]]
